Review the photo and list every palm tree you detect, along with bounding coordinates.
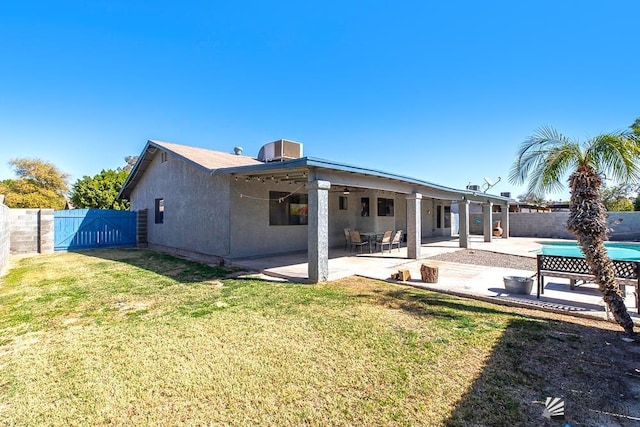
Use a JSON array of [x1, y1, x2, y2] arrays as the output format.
[[510, 126, 640, 335]]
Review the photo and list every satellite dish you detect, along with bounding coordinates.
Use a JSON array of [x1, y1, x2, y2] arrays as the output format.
[[482, 176, 501, 192]]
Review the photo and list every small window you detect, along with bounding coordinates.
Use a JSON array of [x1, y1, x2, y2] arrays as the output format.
[[155, 198, 164, 224], [269, 191, 308, 225], [377, 198, 394, 216], [339, 196, 348, 210], [161, 151, 168, 163]]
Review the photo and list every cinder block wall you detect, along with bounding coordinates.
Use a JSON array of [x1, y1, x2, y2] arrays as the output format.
[[470, 211, 640, 241], [0, 199, 10, 276], [9, 208, 55, 254], [507, 212, 573, 239]]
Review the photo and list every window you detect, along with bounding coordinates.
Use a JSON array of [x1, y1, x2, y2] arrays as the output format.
[[161, 151, 168, 163], [339, 196, 348, 210], [377, 198, 394, 216], [360, 197, 370, 217], [269, 192, 308, 225], [155, 198, 164, 224]]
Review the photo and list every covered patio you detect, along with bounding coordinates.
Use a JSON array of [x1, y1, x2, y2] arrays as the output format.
[[231, 236, 640, 325], [220, 157, 510, 282]]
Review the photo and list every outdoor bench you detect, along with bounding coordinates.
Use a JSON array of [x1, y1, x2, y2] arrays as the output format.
[[536, 254, 640, 314]]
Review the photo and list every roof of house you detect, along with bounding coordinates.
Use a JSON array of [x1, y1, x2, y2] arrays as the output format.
[[118, 140, 262, 199], [151, 140, 262, 170], [119, 139, 509, 204]]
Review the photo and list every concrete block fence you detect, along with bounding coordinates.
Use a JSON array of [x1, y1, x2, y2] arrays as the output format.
[[0, 198, 9, 276], [470, 211, 640, 241], [0, 202, 55, 277], [9, 208, 55, 254]]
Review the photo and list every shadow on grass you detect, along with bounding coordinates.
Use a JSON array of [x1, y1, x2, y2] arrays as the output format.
[[442, 316, 638, 426], [67, 248, 231, 284], [358, 285, 638, 425], [356, 287, 513, 321]]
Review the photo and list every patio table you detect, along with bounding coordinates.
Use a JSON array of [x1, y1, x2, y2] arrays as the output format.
[[359, 232, 383, 253]]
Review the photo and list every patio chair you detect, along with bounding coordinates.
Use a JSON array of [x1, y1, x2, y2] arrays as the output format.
[[390, 230, 403, 251], [375, 230, 393, 253], [349, 229, 369, 253], [343, 228, 351, 250]]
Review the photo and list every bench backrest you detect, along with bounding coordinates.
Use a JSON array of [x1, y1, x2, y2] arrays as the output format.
[[537, 254, 639, 280]]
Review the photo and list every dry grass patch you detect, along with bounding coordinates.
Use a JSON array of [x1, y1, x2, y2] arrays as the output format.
[[1, 249, 638, 426]]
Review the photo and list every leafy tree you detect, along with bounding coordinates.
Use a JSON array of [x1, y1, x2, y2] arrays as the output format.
[[606, 198, 634, 212], [635, 195, 640, 211], [70, 169, 130, 210], [510, 126, 640, 334], [516, 193, 547, 205], [600, 183, 635, 211], [632, 117, 640, 136], [0, 158, 69, 209], [120, 155, 138, 173]]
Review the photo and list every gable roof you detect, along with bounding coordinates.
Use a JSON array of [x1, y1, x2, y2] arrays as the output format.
[[118, 140, 262, 199], [119, 139, 509, 204], [151, 140, 261, 170]]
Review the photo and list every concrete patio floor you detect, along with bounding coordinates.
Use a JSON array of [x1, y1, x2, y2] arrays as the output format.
[[231, 236, 640, 325]]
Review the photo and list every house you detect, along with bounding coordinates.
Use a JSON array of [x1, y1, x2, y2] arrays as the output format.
[[118, 139, 510, 282]]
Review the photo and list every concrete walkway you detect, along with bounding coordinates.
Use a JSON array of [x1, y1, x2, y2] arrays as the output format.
[[232, 236, 640, 325]]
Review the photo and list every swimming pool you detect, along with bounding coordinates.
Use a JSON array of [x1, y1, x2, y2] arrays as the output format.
[[539, 242, 640, 261]]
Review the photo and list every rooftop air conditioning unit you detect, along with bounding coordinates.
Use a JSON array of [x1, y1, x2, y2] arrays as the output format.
[[467, 184, 480, 191], [257, 139, 303, 162]]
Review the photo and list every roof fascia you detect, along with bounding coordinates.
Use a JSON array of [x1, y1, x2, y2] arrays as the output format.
[[216, 156, 508, 203], [117, 140, 154, 200]]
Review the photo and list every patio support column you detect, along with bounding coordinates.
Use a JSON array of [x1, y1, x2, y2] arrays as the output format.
[[307, 180, 331, 283], [501, 203, 510, 238], [482, 202, 493, 242], [406, 193, 422, 259], [458, 199, 470, 248]]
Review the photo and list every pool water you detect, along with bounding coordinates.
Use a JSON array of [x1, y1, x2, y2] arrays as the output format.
[[539, 242, 640, 261]]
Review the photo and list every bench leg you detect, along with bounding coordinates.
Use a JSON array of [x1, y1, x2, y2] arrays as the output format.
[[537, 275, 543, 299], [569, 279, 576, 290]]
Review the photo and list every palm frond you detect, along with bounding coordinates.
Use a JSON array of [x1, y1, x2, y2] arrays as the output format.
[[587, 132, 640, 183], [511, 126, 640, 198], [509, 126, 575, 197]]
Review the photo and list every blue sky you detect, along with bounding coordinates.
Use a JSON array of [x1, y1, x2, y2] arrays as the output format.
[[1, 1, 638, 201]]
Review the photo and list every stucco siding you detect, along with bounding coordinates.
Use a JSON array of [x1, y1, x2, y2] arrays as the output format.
[[421, 198, 436, 237], [229, 180, 308, 258], [129, 152, 231, 258], [328, 191, 357, 248]]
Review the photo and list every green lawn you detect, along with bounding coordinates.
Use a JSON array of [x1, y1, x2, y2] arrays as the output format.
[[0, 249, 633, 426]]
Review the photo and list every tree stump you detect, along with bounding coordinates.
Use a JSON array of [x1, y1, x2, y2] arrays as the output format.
[[420, 264, 439, 283]]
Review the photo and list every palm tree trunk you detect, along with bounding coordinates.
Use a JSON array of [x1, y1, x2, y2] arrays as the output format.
[[567, 166, 635, 334]]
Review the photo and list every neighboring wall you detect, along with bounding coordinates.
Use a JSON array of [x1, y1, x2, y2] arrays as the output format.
[[506, 212, 572, 239], [470, 211, 640, 240], [0, 199, 9, 276], [9, 208, 55, 254]]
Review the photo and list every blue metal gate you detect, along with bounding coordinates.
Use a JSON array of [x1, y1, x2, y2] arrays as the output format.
[[54, 209, 137, 251]]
